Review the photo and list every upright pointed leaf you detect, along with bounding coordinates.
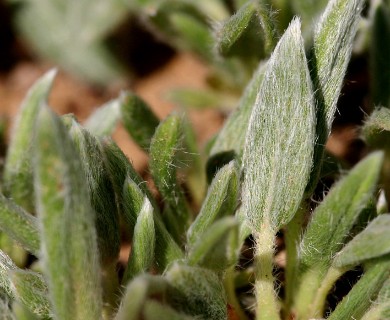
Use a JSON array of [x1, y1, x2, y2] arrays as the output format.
[[0, 194, 40, 256], [307, 0, 364, 192], [187, 161, 238, 246], [149, 113, 190, 241], [333, 214, 390, 268], [34, 106, 102, 320], [300, 152, 384, 270], [241, 18, 316, 231], [122, 178, 183, 272], [84, 98, 121, 137], [66, 118, 120, 264], [3, 70, 56, 212], [313, 0, 363, 133], [123, 198, 155, 284], [120, 92, 160, 150], [214, 1, 257, 56]]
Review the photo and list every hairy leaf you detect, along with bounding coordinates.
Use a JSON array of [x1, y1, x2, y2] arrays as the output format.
[[149, 113, 190, 241], [66, 118, 120, 264], [300, 152, 384, 270], [187, 161, 238, 246], [122, 178, 183, 272], [328, 258, 390, 320], [209, 61, 266, 161], [241, 18, 316, 231], [84, 98, 121, 137], [0, 194, 40, 256], [307, 0, 364, 192], [333, 214, 390, 267], [120, 92, 159, 150], [3, 69, 56, 212], [34, 106, 102, 320], [9, 270, 51, 318], [187, 217, 239, 271], [165, 263, 227, 320], [123, 198, 155, 284]]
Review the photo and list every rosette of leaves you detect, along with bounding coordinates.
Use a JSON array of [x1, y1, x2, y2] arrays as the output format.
[[0, 0, 390, 320]]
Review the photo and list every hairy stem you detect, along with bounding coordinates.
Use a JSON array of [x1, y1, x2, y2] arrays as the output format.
[[224, 267, 249, 320], [253, 224, 280, 320], [308, 266, 346, 318], [284, 204, 307, 315]]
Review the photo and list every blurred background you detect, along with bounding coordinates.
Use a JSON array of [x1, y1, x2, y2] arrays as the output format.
[[0, 0, 387, 173]]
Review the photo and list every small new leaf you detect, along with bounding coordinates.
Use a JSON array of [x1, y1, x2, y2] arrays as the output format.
[[123, 198, 155, 284], [120, 92, 159, 150], [187, 161, 238, 246]]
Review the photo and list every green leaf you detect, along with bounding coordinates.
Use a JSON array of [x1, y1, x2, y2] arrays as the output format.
[[328, 258, 390, 320], [143, 300, 194, 320], [361, 278, 390, 320], [149, 113, 191, 241], [370, 1, 390, 107], [169, 13, 213, 60], [187, 217, 239, 271], [123, 197, 155, 284], [0, 250, 17, 299], [333, 214, 390, 268], [362, 107, 390, 149], [307, 0, 364, 192], [209, 61, 266, 161], [0, 298, 14, 320], [34, 106, 102, 320], [300, 152, 384, 270], [3, 69, 56, 212], [241, 18, 316, 231], [115, 275, 169, 320], [165, 263, 227, 320], [100, 137, 154, 208], [66, 118, 120, 264], [9, 270, 51, 318], [187, 161, 239, 246], [84, 98, 121, 137], [0, 194, 40, 256], [122, 178, 183, 272], [214, 1, 257, 56], [120, 92, 159, 150]]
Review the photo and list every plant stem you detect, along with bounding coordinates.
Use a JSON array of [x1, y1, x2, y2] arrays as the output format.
[[253, 224, 280, 320], [308, 266, 346, 318], [284, 204, 307, 316], [224, 267, 250, 320]]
